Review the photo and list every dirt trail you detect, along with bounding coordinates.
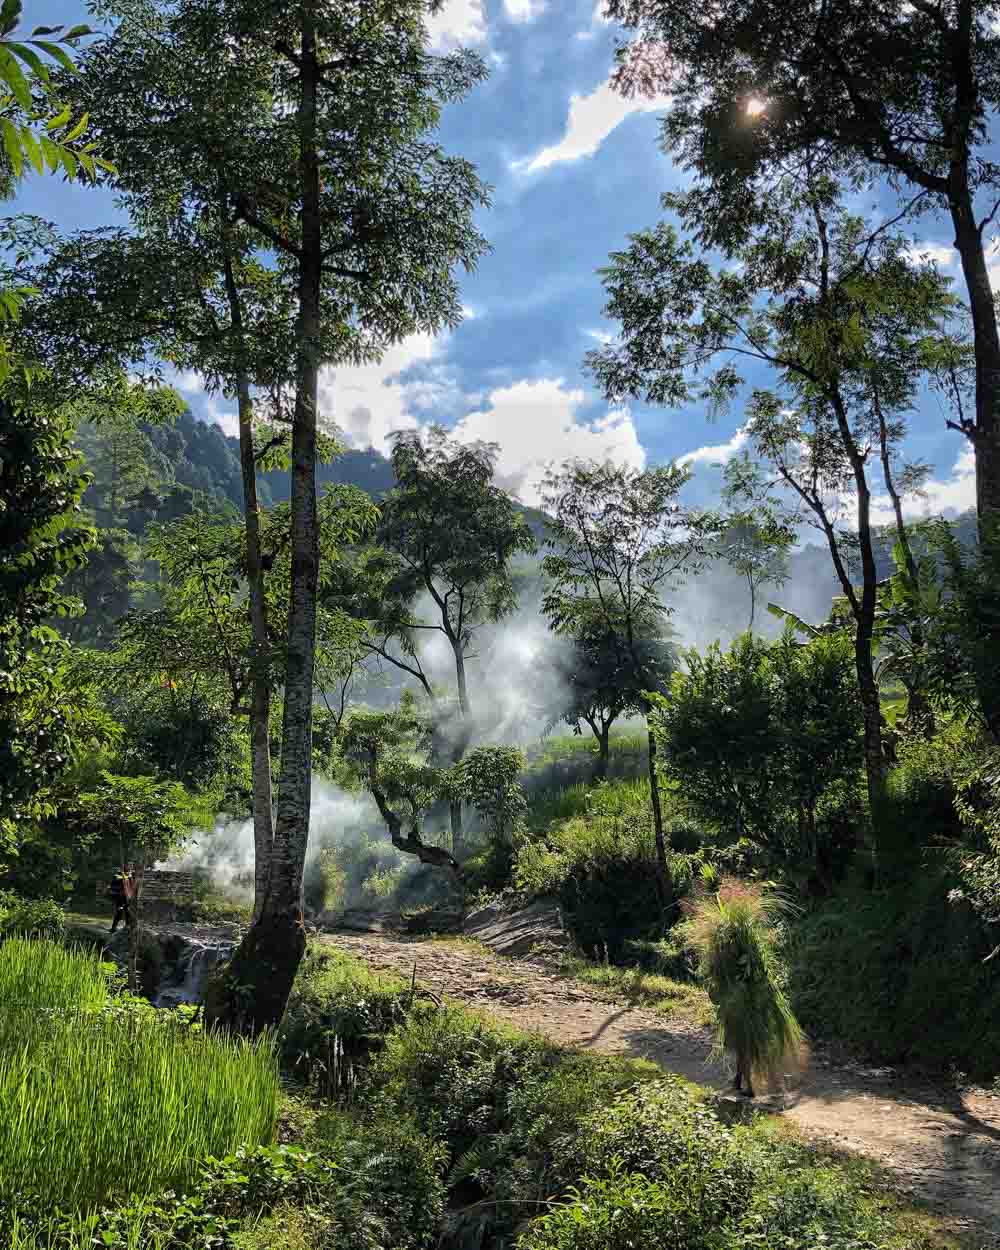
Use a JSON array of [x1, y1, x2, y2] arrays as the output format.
[[322, 929, 1000, 1246]]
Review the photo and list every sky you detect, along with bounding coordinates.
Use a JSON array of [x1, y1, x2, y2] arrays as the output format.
[[15, 0, 993, 523]]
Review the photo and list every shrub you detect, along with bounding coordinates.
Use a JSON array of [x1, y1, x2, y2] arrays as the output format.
[[0, 894, 66, 941], [785, 869, 1000, 1076], [367, 1007, 554, 1162], [679, 881, 804, 1095], [570, 1079, 757, 1220], [279, 948, 415, 1099], [515, 781, 671, 958], [518, 1166, 731, 1250], [310, 1113, 447, 1250]]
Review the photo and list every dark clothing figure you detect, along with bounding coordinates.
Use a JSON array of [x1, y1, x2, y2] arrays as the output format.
[[110, 871, 132, 933]]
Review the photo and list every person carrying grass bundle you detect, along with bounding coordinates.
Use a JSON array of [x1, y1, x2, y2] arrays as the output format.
[[678, 877, 804, 1098]]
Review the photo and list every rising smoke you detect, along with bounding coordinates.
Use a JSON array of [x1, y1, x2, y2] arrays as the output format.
[[171, 535, 844, 907]]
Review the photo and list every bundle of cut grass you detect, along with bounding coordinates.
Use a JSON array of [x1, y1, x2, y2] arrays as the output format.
[[678, 878, 805, 1096]]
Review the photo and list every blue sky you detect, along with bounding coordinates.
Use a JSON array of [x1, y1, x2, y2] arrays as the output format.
[[16, 0, 989, 521]]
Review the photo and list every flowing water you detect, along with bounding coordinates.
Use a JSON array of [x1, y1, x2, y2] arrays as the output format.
[[154, 936, 234, 1009]]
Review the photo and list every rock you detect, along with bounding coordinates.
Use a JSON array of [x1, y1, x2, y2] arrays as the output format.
[[464, 899, 568, 958]]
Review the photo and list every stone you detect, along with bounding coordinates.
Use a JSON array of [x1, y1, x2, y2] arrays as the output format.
[[464, 898, 569, 958]]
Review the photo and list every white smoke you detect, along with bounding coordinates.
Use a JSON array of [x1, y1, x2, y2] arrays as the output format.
[[169, 780, 386, 902]]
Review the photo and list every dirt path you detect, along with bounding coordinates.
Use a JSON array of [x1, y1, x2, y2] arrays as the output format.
[[322, 929, 1000, 1247]]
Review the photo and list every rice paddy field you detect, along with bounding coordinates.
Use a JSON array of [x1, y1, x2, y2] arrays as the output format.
[[0, 939, 279, 1213]]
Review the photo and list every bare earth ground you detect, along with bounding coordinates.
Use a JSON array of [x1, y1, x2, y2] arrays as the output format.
[[321, 929, 1000, 1247]]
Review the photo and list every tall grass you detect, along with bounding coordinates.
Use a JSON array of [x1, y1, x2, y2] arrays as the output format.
[[0, 938, 112, 1011], [0, 942, 279, 1211], [678, 879, 804, 1095]]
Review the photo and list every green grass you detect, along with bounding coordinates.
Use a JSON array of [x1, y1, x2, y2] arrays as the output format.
[[0, 940, 279, 1212], [555, 952, 711, 1022], [0, 937, 114, 1011]]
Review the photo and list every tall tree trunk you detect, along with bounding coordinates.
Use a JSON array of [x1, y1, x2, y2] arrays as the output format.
[[208, 8, 319, 1035], [126, 860, 144, 995], [219, 193, 274, 924], [449, 640, 470, 860], [645, 715, 670, 914], [876, 396, 933, 736], [596, 721, 610, 779], [950, 184, 1000, 740]]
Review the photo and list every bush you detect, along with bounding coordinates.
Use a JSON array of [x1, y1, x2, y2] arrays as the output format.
[[279, 948, 416, 1099], [519, 1167, 732, 1250], [515, 781, 668, 958], [785, 869, 1000, 1076], [367, 1008, 553, 1163], [571, 1080, 757, 1213], [0, 894, 66, 941], [310, 1113, 447, 1250]]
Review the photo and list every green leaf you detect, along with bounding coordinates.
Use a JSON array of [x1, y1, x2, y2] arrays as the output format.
[[58, 145, 76, 179], [29, 41, 75, 74], [44, 103, 69, 130], [1, 115, 23, 176], [0, 0, 21, 37], [8, 41, 48, 84], [0, 46, 34, 110], [19, 121, 43, 174], [63, 110, 87, 142], [39, 133, 59, 171]]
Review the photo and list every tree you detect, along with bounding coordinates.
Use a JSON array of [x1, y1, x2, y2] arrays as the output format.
[[603, 0, 1000, 718], [605, 0, 1000, 512], [540, 459, 714, 908], [332, 427, 536, 857], [650, 635, 779, 845], [65, 0, 490, 1033], [71, 772, 195, 992], [585, 175, 961, 814], [338, 697, 461, 877], [531, 621, 676, 778], [719, 463, 793, 632], [0, 396, 101, 849]]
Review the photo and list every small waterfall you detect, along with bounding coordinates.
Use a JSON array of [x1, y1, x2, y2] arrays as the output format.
[[154, 937, 233, 1009]]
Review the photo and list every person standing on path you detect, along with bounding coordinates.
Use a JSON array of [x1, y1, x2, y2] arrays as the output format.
[[109, 863, 135, 934]]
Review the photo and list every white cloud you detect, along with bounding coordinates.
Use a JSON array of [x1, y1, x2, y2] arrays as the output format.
[[504, 0, 545, 20], [172, 367, 239, 437], [511, 77, 669, 173], [450, 378, 645, 504], [425, 0, 487, 51], [576, 1, 609, 37], [869, 443, 977, 523], [903, 241, 956, 269], [585, 327, 614, 344], [317, 331, 442, 453], [677, 427, 748, 468]]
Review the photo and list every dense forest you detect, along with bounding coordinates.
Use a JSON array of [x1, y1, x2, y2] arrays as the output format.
[[1, 1, 999, 1248]]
